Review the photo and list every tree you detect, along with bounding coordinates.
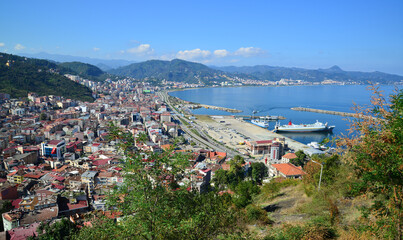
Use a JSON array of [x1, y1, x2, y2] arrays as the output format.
[[250, 162, 268, 185], [339, 87, 403, 239], [76, 124, 242, 240], [212, 169, 228, 191], [30, 218, 78, 240], [233, 181, 260, 208], [290, 150, 306, 167], [230, 155, 245, 166], [39, 113, 47, 121]]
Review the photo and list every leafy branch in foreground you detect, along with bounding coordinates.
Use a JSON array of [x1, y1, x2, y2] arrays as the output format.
[[75, 123, 242, 240], [338, 86, 403, 239]]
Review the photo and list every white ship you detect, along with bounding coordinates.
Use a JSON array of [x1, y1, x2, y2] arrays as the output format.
[[274, 120, 335, 133], [251, 118, 270, 128]]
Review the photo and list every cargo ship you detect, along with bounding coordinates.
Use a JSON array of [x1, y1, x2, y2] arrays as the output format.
[[251, 118, 270, 128], [274, 120, 335, 133]]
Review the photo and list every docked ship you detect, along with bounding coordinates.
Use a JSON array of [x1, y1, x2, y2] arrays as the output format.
[[251, 118, 270, 128], [274, 120, 335, 133]]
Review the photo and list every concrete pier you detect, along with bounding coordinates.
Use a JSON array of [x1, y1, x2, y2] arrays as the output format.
[[291, 107, 366, 118], [199, 104, 242, 113]]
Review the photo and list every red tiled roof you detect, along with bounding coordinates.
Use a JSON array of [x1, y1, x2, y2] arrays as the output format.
[[282, 153, 298, 159], [272, 163, 306, 177], [67, 200, 88, 210], [255, 140, 273, 144], [92, 159, 110, 166], [23, 173, 43, 179], [51, 183, 65, 190]]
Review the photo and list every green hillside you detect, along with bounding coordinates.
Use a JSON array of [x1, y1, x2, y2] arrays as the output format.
[[109, 59, 228, 84], [59, 61, 109, 82], [0, 53, 94, 102]]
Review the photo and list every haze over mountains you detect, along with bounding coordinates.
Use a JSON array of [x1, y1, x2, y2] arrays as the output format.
[[7, 52, 403, 87]]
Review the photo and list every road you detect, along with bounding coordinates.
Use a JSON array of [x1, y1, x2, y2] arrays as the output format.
[[157, 91, 242, 158]]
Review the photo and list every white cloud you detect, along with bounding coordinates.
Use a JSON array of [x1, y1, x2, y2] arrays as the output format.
[[93, 47, 100, 52], [159, 54, 175, 61], [126, 44, 154, 55], [176, 48, 211, 61], [0, 43, 4, 47], [14, 43, 25, 50], [234, 47, 265, 57], [214, 49, 229, 58]]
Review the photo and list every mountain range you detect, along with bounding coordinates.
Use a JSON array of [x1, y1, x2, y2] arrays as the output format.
[[211, 65, 403, 84], [7, 52, 403, 86], [109, 59, 229, 84]]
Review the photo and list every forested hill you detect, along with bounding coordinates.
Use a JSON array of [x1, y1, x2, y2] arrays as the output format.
[[0, 53, 94, 102], [212, 65, 403, 84], [59, 61, 109, 82], [109, 59, 229, 84]]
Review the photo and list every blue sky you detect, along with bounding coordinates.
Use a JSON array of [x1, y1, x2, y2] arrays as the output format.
[[1, 0, 402, 74]]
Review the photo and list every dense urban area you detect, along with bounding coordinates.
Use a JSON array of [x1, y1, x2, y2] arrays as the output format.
[[0, 54, 401, 240]]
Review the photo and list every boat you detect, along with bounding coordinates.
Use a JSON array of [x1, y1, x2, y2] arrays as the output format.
[[250, 111, 270, 128], [274, 120, 335, 133], [307, 141, 326, 150], [251, 118, 270, 128]]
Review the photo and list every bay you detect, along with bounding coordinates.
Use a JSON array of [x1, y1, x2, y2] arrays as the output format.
[[169, 85, 401, 145]]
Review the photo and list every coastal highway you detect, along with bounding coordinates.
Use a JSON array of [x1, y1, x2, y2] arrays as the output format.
[[157, 91, 242, 158]]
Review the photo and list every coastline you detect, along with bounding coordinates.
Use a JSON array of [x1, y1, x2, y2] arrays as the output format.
[[162, 90, 322, 156]]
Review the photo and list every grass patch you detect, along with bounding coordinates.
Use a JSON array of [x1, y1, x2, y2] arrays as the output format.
[[196, 115, 214, 122]]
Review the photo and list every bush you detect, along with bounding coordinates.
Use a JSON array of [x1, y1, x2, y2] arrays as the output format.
[[245, 204, 271, 224]]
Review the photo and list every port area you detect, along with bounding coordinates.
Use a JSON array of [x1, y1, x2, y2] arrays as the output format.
[[193, 115, 322, 158]]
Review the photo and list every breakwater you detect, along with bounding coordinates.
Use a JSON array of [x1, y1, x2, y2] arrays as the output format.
[[291, 107, 366, 118], [198, 104, 242, 113]]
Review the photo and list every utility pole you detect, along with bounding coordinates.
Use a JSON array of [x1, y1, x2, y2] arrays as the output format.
[[311, 160, 323, 191]]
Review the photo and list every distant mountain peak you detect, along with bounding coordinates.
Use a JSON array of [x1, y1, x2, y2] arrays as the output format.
[[328, 65, 343, 71]]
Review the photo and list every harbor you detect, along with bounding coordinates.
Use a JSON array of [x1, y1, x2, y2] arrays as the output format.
[[194, 115, 324, 157]]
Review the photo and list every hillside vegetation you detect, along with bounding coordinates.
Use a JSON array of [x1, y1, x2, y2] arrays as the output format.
[[109, 59, 229, 84], [0, 53, 94, 102], [59, 61, 110, 82]]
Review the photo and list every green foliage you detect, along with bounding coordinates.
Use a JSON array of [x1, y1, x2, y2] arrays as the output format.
[[245, 204, 271, 224], [233, 181, 260, 208], [339, 88, 403, 239], [290, 150, 307, 167], [212, 169, 229, 191], [0, 53, 94, 102], [59, 62, 108, 82], [250, 162, 268, 184], [80, 124, 242, 239], [39, 113, 47, 121], [264, 217, 337, 240], [31, 218, 79, 240], [109, 59, 228, 84], [258, 179, 300, 202]]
